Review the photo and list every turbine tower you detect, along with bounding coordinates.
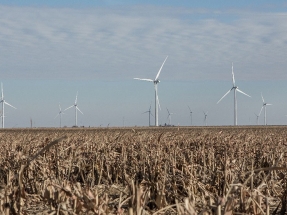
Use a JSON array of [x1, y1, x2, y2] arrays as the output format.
[[65, 92, 83, 127], [55, 104, 64, 128], [143, 104, 153, 126], [259, 93, 272, 126], [134, 56, 168, 126], [188, 105, 193, 126], [217, 63, 251, 126], [166, 108, 173, 125], [0, 83, 16, 128], [203, 111, 208, 126]]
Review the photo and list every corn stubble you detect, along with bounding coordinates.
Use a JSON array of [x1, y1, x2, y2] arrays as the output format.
[[0, 127, 286, 214]]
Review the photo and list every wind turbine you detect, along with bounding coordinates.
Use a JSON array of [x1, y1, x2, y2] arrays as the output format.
[[134, 56, 168, 126], [166, 108, 174, 125], [259, 93, 272, 126], [188, 105, 193, 126], [0, 83, 16, 128], [254, 112, 260, 125], [55, 104, 64, 128], [203, 111, 208, 126], [65, 92, 83, 127], [217, 63, 251, 126], [142, 104, 153, 126]]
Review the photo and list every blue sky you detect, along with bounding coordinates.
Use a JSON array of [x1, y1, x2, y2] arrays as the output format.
[[0, 1, 287, 127]]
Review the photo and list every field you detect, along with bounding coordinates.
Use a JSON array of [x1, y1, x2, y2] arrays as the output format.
[[0, 126, 287, 214]]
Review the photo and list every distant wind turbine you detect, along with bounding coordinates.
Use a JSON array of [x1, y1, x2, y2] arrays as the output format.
[[65, 92, 83, 127], [134, 56, 168, 126], [166, 108, 174, 125], [142, 104, 153, 127], [259, 93, 272, 126], [55, 104, 64, 128], [203, 111, 208, 126], [188, 105, 193, 126], [0, 83, 16, 128], [254, 112, 260, 125], [217, 63, 251, 126]]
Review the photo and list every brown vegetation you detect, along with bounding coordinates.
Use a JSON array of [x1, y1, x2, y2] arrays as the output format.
[[0, 126, 287, 214]]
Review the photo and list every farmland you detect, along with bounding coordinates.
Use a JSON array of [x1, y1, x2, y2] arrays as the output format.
[[0, 126, 286, 214]]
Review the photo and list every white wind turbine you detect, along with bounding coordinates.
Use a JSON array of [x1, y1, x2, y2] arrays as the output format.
[[166, 108, 174, 125], [259, 93, 272, 126], [217, 63, 251, 126], [188, 105, 193, 126], [0, 83, 16, 128], [142, 104, 153, 127], [134, 56, 168, 126], [65, 92, 83, 127], [203, 111, 208, 126], [55, 104, 64, 128]]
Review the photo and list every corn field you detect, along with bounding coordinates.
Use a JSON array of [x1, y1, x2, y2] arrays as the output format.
[[0, 126, 287, 214]]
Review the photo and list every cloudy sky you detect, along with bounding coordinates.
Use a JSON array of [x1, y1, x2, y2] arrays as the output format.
[[0, 0, 287, 127]]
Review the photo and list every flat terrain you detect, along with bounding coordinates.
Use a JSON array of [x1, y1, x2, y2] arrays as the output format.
[[0, 126, 286, 214]]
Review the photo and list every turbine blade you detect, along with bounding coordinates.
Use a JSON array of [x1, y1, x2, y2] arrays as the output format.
[[1, 83, 3, 99], [75, 92, 78, 104], [64, 105, 74, 111], [76, 106, 83, 114], [261, 93, 265, 103], [54, 113, 59, 119], [266, 103, 272, 106], [188, 105, 192, 112], [155, 56, 168, 81], [232, 63, 235, 87], [134, 78, 153, 82], [236, 88, 251, 97], [217, 89, 232, 104], [4, 101, 16, 109], [259, 106, 264, 116]]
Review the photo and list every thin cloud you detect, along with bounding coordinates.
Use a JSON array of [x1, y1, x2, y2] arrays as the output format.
[[0, 5, 286, 81]]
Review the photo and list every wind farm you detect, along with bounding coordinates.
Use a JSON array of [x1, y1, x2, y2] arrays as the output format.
[[1, 1, 287, 213], [0, 59, 285, 128], [0, 62, 284, 128]]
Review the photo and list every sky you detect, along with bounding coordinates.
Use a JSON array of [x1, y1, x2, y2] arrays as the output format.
[[0, 0, 287, 127]]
